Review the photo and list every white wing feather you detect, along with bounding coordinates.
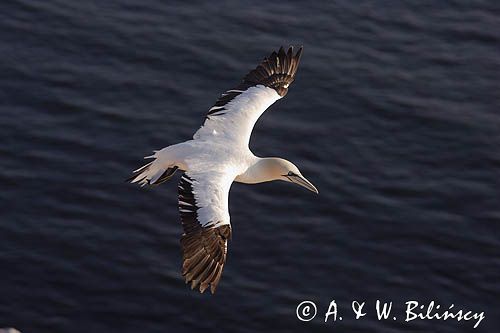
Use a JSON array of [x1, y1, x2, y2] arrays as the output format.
[[193, 85, 280, 147], [186, 170, 236, 228]]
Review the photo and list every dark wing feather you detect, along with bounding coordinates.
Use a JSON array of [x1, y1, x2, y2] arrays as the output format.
[[178, 174, 232, 294], [206, 46, 303, 117]]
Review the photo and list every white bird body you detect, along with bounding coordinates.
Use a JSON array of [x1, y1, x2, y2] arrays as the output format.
[[129, 47, 317, 294]]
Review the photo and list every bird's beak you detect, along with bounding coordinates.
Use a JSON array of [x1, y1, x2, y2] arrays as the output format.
[[289, 175, 319, 194]]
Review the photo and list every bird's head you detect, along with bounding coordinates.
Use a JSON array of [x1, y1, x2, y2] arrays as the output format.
[[266, 158, 318, 194]]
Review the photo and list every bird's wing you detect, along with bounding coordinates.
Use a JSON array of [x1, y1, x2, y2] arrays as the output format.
[[178, 170, 235, 294], [193, 46, 303, 147]]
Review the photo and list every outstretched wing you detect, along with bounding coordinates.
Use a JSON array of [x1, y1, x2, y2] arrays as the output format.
[[194, 46, 303, 147], [178, 171, 235, 294]]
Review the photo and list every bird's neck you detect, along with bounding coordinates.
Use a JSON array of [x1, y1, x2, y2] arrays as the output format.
[[235, 158, 279, 184]]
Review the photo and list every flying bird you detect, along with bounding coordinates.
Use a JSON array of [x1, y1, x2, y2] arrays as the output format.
[[129, 46, 317, 294]]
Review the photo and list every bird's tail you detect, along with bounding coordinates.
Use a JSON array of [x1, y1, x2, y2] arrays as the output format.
[[127, 151, 179, 186]]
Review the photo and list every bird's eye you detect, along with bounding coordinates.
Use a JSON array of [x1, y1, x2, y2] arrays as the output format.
[[287, 171, 294, 176]]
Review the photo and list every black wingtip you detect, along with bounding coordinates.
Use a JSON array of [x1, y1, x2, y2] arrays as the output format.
[[280, 45, 303, 67], [294, 45, 303, 62], [207, 45, 304, 114]]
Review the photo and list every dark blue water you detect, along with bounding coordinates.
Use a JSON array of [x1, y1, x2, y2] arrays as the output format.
[[1, 1, 499, 332]]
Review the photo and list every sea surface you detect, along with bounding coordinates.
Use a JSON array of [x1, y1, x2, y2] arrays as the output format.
[[1, 1, 499, 332]]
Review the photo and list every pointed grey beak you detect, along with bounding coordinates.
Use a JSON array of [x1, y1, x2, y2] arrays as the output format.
[[289, 175, 319, 194]]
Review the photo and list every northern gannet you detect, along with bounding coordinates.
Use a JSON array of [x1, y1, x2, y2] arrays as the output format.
[[129, 46, 317, 294]]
